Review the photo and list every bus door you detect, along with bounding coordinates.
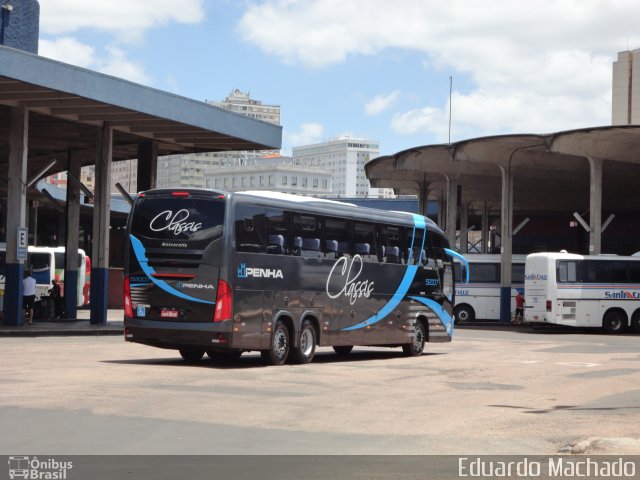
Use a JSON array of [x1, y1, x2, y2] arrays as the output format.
[[126, 190, 225, 325]]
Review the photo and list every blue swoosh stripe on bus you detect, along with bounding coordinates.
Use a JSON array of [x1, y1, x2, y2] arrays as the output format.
[[129, 235, 215, 305], [409, 296, 454, 334], [342, 213, 425, 331]]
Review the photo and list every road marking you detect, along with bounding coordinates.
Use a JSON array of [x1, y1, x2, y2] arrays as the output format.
[[556, 362, 602, 368]]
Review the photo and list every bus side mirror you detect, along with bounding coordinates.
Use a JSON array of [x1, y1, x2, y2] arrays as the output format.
[[444, 248, 469, 284]]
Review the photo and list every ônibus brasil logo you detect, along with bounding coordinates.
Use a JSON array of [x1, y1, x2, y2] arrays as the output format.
[[8, 456, 73, 479], [237, 263, 283, 279]]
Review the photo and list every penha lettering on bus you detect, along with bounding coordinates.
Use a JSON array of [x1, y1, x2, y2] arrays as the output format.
[[237, 263, 283, 279]]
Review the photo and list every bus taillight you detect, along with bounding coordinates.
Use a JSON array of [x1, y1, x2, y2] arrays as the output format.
[[546, 300, 552, 312], [124, 276, 133, 318], [213, 279, 232, 322]]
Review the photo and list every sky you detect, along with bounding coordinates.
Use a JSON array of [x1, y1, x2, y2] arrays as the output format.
[[36, 0, 640, 157]]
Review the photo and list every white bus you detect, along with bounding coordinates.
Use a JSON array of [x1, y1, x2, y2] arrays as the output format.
[[453, 254, 526, 322], [525, 252, 640, 334], [0, 245, 90, 307]]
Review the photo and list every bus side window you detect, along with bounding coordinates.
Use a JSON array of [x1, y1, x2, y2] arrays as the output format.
[[234, 205, 266, 253], [293, 213, 323, 258], [381, 225, 404, 264], [354, 221, 378, 263], [406, 227, 425, 265], [266, 209, 290, 255], [324, 217, 350, 260]]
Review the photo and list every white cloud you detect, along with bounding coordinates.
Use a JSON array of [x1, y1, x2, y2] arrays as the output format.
[[238, 0, 636, 139], [284, 122, 325, 148], [365, 91, 400, 116], [96, 47, 151, 85], [38, 38, 150, 85], [40, 0, 205, 43], [39, 37, 95, 67]]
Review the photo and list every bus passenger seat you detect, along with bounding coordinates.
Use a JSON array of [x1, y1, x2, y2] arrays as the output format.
[[337, 241, 349, 255], [385, 246, 400, 263], [355, 243, 370, 255], [267, 234, 284, 254], [293, 237, 302, 255], [302, 238, 321, 251], [325, 240, 338, 256]]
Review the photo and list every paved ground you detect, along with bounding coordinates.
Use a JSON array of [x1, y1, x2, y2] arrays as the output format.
[[0, 327, 638, 455]]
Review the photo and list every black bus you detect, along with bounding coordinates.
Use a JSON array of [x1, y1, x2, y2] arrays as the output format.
[[123, 189, 468, 365]]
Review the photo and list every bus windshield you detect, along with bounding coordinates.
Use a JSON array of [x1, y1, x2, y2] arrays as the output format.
[[130, 194, 225, 250]]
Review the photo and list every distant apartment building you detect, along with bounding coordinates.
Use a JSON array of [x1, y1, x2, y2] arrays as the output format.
[[157, 90, 281, 189], [612, 49, 640, 124], [292, 136, 392, 198], [204, 155, 332, 196]]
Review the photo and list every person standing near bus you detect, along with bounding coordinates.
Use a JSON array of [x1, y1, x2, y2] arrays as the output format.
[[23, 270, 36, 325], [513, 289, 525, 325]]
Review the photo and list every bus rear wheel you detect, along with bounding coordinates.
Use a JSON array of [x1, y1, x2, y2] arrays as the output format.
[[631, 311, 640, 334], [603, 311, 626, 334], [402, 322, 426, 356], [262, 320, 290, 365], [454, 304, 475, 323], [291, 320, 317, 364], [333, 345, 353, 355], [179, 347, 205, 363]]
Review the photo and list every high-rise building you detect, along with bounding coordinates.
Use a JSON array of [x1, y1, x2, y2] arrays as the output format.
[[292, 136, 392, 198], [156, 89, 281, 188], [612, 49, 640, 124], [204, 154, 332, 196]]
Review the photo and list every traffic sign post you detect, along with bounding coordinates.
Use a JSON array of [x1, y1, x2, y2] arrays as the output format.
[[17, 227, 27, 261]]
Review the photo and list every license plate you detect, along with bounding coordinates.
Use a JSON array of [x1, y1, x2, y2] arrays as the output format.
[[160, 310, 179, 319]]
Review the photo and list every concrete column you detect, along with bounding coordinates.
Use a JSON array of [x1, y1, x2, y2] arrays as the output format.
[[3, 106, 28, 326], [499, 165, 513, 324], [64, 150, 81, 319], [137, 140, 158, 192], [481, 202, 489, 254], [90, 122, 112, 325], [445, 177, 458, 247], [460, 201, 470, 254], [417, 175, 430, 217], [588, 157, 603, 255]]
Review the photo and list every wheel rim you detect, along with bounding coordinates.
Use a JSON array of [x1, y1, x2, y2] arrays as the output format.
[[609, 316, 622, 330], [457, 309, 469, 322], [273, 328, 288, 359], [300, 328, 314, 357]]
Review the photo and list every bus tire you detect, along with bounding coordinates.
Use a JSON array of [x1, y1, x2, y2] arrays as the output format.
[[333, 345, 353, 355], [179, 347, 205, 363], [454, 304, 475, 323], [402, 321, 426, 356], [291, 320, 317, 364], [262, 320, 290, 365], [631, 311, 640, 334], [603, 310, 626, 334]]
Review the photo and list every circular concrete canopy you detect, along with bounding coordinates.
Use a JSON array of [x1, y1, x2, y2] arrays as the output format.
[[366, 126, 640, 214]]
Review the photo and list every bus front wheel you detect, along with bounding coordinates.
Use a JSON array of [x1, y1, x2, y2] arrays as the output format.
[[179, 347, 205, 363], [262, 320, 290, 365], [454, 304, 475, 323], [291, 320, 317, 364], [603, 310, 626, 334], [402, 321, 426, 356]]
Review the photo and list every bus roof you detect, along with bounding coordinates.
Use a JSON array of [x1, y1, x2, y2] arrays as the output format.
[[527, 252, 640, 261], [229, 190, 442, 231]]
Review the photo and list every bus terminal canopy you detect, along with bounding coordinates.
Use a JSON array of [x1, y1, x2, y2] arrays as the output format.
[[0, 45, 282, 179], [366, 126, 640, 323], [0, 45, 282, 327]]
